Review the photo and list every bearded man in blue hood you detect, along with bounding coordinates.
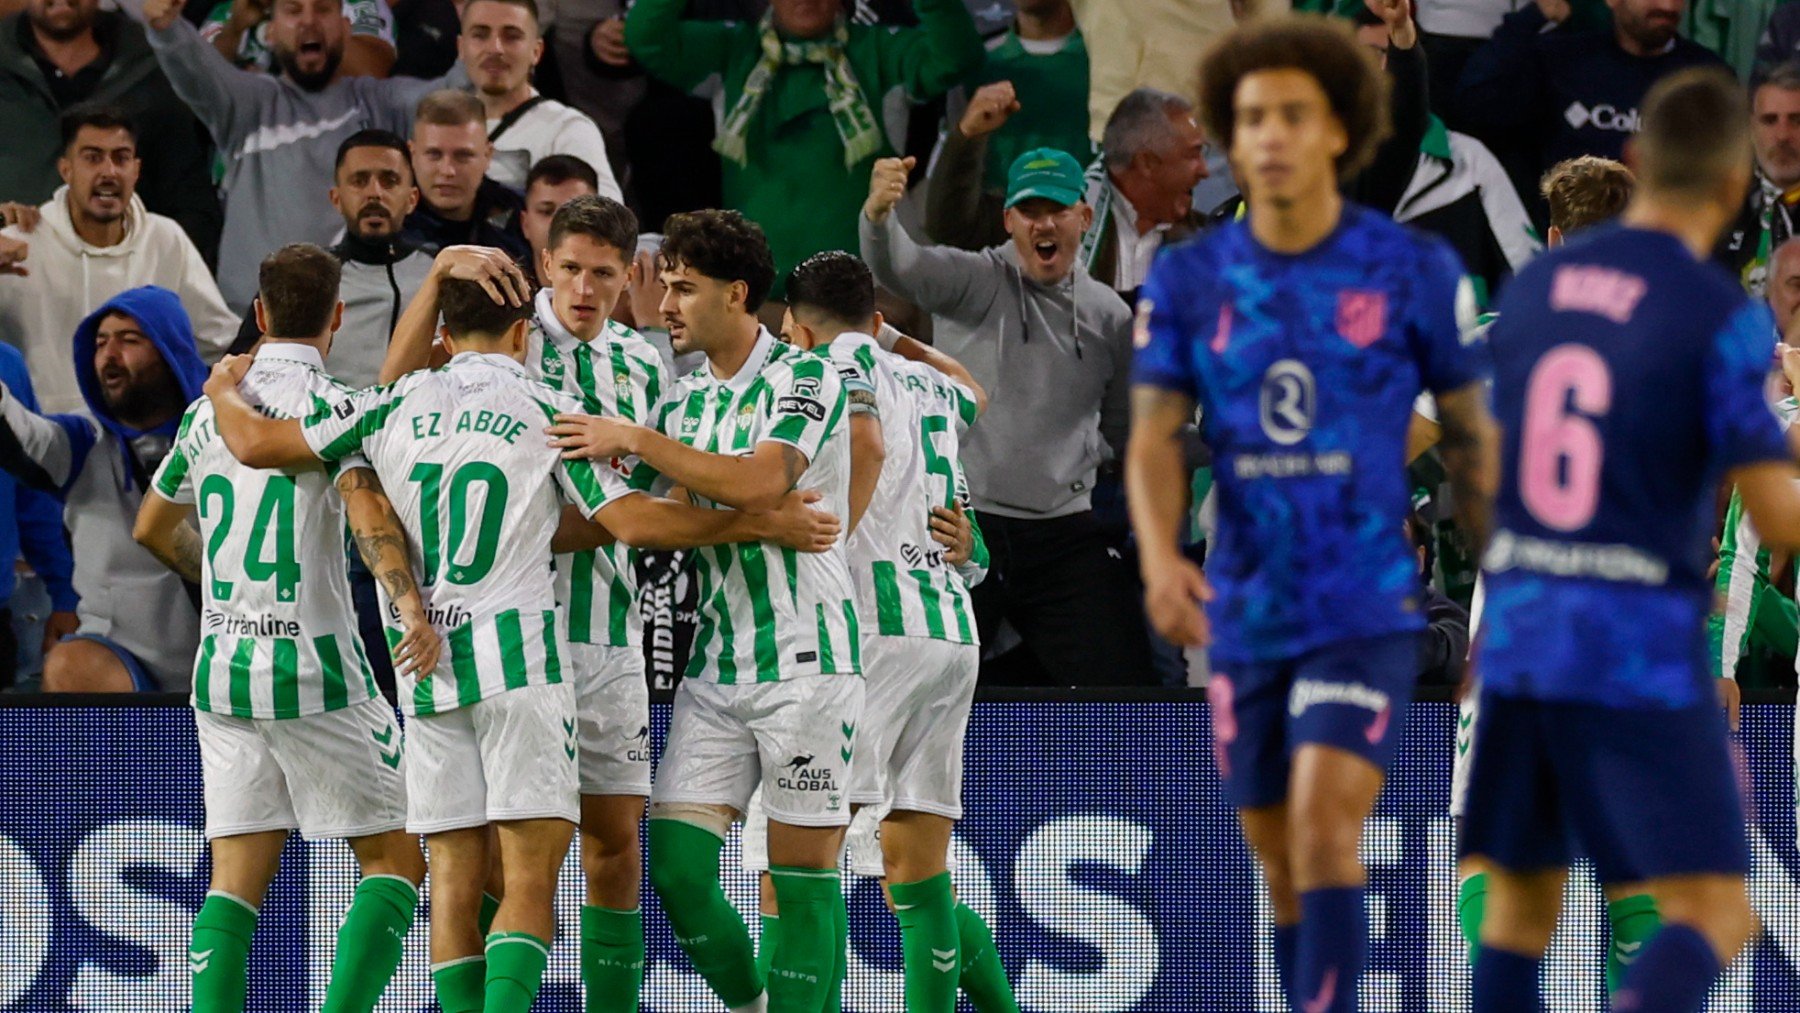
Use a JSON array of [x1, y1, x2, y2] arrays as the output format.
[[0, 284, 208, 691]]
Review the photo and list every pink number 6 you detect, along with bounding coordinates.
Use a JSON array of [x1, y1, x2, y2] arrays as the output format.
[[1519, 344, 1612, 532]]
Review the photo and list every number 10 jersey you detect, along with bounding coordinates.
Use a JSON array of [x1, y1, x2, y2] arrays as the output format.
[[303, 351, 632, 716]]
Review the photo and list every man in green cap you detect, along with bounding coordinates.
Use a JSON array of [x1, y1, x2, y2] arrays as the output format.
[[623, 0, 983, 303], [861, 146, 1151, 688]]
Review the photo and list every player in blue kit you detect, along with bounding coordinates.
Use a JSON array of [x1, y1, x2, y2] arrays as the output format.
[[1464, 68, 1800, 1013], [1127, 15, 1499, 1012]]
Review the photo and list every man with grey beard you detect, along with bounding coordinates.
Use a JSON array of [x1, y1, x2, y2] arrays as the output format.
[[135, 0, 465, 313], [1719, 62, 1800, 297]]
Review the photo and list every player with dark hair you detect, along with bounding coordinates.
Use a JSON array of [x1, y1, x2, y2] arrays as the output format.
[[205, 263, 838, 1012], [135, 243, 436, 1013], [548, 209, 861, 1013], [1128, 15, 1497, 1011], [765, 249, 1017, 1011], [1466, 66, 1800, 1013]]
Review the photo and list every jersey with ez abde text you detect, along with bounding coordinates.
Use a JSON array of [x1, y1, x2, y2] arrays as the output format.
[[302, 351, 632, 715]]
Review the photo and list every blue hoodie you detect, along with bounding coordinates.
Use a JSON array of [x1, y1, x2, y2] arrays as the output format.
[[67, 285, 209, 490]]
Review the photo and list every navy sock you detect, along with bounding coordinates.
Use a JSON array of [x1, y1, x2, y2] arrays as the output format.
[[1273, 924, 1300, 1007], [1471, 946, 1543, 1013], [1296, 887, 1364, 1013], [1612, 924, 1721, 1013]]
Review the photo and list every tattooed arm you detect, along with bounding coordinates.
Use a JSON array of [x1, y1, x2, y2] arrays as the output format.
[[1433, 382, 1500, 558], [337, 466, 441, 677], [133, 491, 204, 584]]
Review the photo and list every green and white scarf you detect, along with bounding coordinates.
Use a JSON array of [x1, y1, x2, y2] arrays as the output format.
[[713, 13, 884, 169], [1075, 151, 1112, 273]]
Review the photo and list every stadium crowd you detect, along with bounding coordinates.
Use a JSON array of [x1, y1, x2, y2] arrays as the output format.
[[0, 0, 1794, 701]]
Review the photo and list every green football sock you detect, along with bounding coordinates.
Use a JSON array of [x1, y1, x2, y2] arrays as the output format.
[[478, 892, 502, 937], [190, 890, 258, 1013], [1458, 872, 1489, 967], [768, 866, 842, 1012], [581, 905, 645, 1012], [1607, 893, 1663, 995], [826, 893, 847, 1013], [891, 874, 959, 1013], [647, 818, 763, 1007], [431, 957, 486, 1013], [955, 902, 1020, 1013], [321, 875, 418, 1013], [485, 932, 551, 1011], [757, 914, 779, 983]]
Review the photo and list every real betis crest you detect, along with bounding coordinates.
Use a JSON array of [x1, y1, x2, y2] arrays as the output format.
[[615, 370, 632, 393]]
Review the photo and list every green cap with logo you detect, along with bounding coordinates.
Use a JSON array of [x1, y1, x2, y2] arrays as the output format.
[[1005, 147, 1086, 209]]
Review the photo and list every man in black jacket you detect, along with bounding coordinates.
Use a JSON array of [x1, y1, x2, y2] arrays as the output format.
[[402, 88, 529, 262], [231, 130, 434, 390], [1450, 0, 1722, 228], [1717, 62, 1800, 297]]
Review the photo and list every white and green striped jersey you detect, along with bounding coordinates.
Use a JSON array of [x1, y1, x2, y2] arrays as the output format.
[[1712, 394, 1800, 680], [630, 328, 858, 683], [151, 342, 378, 719], [526, 293, 669, 648], [302, 351, 634, 716], [823, 333, 983, 645]]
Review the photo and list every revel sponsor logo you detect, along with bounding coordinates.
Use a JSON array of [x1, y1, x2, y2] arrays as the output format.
[[776, 396, 826, 421]]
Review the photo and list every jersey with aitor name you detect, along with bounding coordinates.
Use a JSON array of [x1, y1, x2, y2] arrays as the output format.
[[1136, 204, 1487, 664], [152, 344, 379, 719], [303, 351, 632, 716], [1481, 225, 1789, 709], [630, 329, 859, 683], [527, 299, 669, 648], [825, 333, 983, 645]]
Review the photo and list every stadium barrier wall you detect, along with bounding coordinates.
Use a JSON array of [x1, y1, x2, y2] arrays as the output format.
[[4, 691, 1800, 1012]]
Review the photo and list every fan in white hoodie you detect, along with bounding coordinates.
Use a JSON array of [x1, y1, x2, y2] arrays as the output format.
[[0, 156, 235, 414]]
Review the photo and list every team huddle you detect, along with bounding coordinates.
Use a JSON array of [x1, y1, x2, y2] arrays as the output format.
[[135, 175, 1020, 1010]]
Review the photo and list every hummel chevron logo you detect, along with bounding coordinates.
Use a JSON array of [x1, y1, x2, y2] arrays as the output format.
[[841, 722, 855, 740], [932, 948, 957, 973], [563, 719, 579, 760], [1458, 712, 1475, 730], [1616, 939, 1645, 960], [189, 948, 214, 974], [372, 726, 402, 768], [562, 719, 578, 737], [841, 745, 854, 763]]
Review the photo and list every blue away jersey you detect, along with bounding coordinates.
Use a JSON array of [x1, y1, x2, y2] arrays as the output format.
[[1479, 226, 1789, 708], [1135, 204, 1486, 664]]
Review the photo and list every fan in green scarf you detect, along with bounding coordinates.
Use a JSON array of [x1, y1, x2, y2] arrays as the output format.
[[714, 12, 885, 169]]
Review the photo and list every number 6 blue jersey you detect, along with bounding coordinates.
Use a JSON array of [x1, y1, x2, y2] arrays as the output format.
[[1135, 205, 1487, 664], [1481, 225, 1789, 708]]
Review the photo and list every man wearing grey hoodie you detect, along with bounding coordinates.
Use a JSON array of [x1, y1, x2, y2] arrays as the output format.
[[137, 0, 463, 313], [861, 147, 1152, 685]]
